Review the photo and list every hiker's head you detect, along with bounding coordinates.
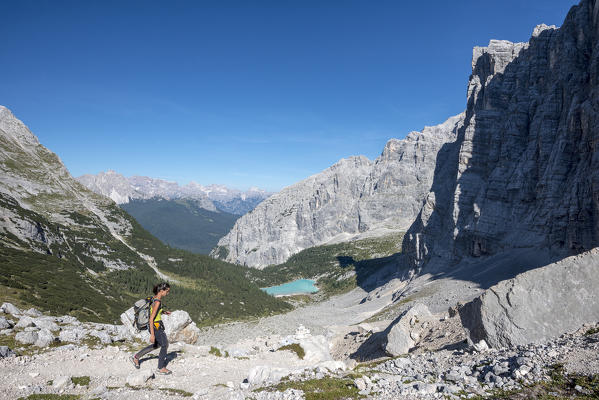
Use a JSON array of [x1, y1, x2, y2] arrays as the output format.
[[153, 282, 171, 296]]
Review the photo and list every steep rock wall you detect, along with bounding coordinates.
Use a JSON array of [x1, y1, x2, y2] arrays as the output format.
[[404, 0, 599, 270]]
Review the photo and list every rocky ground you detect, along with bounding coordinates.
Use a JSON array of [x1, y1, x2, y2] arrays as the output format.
[[2, 283, 599, 400]]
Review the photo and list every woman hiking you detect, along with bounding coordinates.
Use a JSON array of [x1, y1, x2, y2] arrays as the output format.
[[130, 282, 172, 374]]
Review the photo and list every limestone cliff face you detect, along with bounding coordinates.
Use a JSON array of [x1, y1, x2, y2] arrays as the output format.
[[213, 114, 464, 268], [404, 0, 599, 270]]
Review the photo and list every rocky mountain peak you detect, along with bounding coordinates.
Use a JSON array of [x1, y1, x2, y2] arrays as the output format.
[[0, 106, 41, 150], [214, 114, 464, 268], [532, 23, 557, 37]]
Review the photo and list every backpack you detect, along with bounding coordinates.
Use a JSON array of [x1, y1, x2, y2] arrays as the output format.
[[133, 296, 153, 331]]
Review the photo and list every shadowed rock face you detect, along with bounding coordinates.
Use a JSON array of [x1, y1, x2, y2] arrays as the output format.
[[459, 248, 599, 348], [214, 114, 464, 268], [404, 0, 599, 270]]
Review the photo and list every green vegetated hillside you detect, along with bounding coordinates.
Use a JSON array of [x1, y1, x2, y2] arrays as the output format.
[[247, 232, 405, 297], [120, 198, 239, 254], [0, 194, 291, 325], [0, 105, 290, 326]]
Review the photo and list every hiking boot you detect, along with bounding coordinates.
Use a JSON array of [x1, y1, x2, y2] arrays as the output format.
[[130, 355, 140, 369], [156, 369, 172, 375]]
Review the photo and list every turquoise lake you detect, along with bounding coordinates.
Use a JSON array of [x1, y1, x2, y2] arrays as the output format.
[[261, 279, 319, 296]]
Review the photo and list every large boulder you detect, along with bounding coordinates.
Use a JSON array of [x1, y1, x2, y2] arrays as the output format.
[[15, 330, 38, 345], [0, 317, 12, 330], [162, 310, 200, 343], [459, 249, 599, 348], [52, 376, 73, 391], [120, 308, 199, 344], [34, 329, 55, 347], [247, 366, 291, 386], [90, 331, 112, 345], [33, 317, 60, 332], [58, 327, 88, 343], [0, 346, 16, 358], [297, 335, 332, 364], [120, 307, 150, 341], [24, 308, 43, 317], [384, 303, 432, 356], [0, 303, 21, 316], [15, 316, 35, 328], [126, 370, 155, 387]]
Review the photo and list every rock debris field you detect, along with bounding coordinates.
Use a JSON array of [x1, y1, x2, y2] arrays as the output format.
[[1, 281, 599, 400]]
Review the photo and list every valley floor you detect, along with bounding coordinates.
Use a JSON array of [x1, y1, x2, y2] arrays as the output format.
[[2, 252, 599, 400]]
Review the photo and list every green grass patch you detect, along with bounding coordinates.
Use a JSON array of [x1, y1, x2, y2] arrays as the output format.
[[584, 327, 599, 336], [209, 346, 228, 357], [70, 376, 90, 386], [258, 376, 365, 400], [277, 343, 305, 360], [158, 387, 193, 397], [124, 383, 143, 390]]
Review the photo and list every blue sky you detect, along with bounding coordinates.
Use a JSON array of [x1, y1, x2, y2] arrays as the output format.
[[1, 0, 576, 191]]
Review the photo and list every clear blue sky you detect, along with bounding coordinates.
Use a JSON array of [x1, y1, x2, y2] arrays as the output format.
[[1, 0, 576, 191]]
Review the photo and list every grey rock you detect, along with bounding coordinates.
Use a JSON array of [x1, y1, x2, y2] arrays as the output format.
[[0, 316, 12, 329], [15, 330, 38, 345], [33, 317, 60, 332], [247, 365, 290, 386], [0, 302, 21, 316], [354, 378, 367, 391], [126, 370, 154, 386], [414, 382, 438, 394], [192, 388, 209, 399], [52, 376, 73, 391], [15, 316, 36, 329], [90, 331, 112, 345], [57, 315, 79, 325], [162, 310, 200, 344], [89, 384, 107, 396], [59, 327, 88, 343], [445, 370, 465, 383], [493, 364, 510, 376], [384, 303, 431, 356], [214, 114, 464, 267], [24, 308, 42, 317], [460, 249, 599, 348], [393, 357, 411, 369], [34, 328, 55, 347], [0, 346, 15, 358], [385, 325, 413, 357]]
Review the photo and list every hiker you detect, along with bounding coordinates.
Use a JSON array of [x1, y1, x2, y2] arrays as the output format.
[[130, 282, 172, 374]]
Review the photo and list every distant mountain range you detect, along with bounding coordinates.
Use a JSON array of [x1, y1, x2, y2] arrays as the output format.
[[77, 171, 272, 215]]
